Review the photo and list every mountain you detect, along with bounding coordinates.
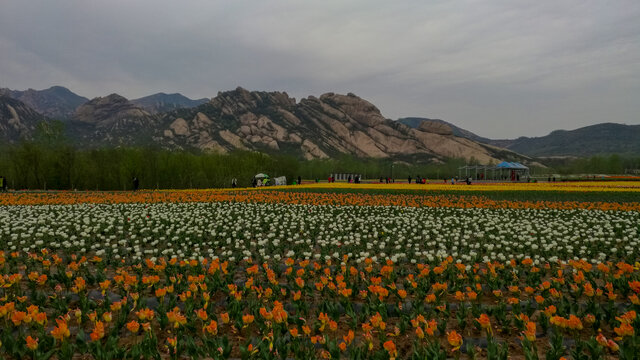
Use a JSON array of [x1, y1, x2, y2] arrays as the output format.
[[398, 117, 640, 157], [0, 86, 88, 120], [70, 94, 158, 145], [0, 96, 48, 143], [495, 123, 640, 157], [397, 117, 491, 143], [155, 87, 523, 163], [1, 86, 530, 164], [131, 93, 208, 114]]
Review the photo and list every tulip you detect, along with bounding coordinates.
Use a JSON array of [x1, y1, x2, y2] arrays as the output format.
[[25, 336, 38, 351]]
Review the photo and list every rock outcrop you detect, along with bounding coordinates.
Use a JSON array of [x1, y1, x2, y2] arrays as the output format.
[[418, 120, 453, 135], [155, 87, 513, 162], [74, 94, 150, 126], [0, 96, 47, 142], [70, 94, 157, 145]]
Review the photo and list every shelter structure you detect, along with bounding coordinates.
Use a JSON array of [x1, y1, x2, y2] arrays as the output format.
[[458, 162, 529, 181], [330, 173, 362, 182], [495, 162, 529, 181]]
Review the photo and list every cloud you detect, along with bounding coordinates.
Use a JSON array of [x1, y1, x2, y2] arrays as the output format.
[[1, 0, 639, 137]]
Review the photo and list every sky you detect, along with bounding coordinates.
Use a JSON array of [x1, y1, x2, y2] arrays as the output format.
[[1, 0, 639, 138]]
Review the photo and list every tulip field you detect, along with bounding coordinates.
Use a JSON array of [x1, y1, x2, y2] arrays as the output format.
[[0, 182, 639, 359]]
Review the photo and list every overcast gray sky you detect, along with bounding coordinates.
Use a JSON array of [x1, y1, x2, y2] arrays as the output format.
[[1, 0, 639, 138]]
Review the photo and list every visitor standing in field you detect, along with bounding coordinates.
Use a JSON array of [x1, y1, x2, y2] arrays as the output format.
[[298, 176, 302, 185], [132, 177, 139, 191], [231, 178, 237, 188]]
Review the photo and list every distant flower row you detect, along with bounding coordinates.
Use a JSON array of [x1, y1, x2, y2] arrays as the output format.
[[1, 189, 640, 212]]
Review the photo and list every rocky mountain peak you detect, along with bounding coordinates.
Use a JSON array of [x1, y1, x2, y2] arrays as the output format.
[[317, 92, 385, 128], [0, 85, 89, 120], [210, 88, 297, 117], [131, 92, 208, 114], [73, 94, 150, 126]]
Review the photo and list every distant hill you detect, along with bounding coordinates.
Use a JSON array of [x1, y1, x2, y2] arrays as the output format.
[[0, 86, 88, 120], [496, 123, 640, 157], [398, 118, 640, 157], [131, 93, 209, 114], [397, 117, 491, 143]]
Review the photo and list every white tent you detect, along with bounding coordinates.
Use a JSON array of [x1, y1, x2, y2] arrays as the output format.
[[274, 176, 287, 186]]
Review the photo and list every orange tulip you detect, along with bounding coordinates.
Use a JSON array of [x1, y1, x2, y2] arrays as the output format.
[[447, 330, 463, 352], [204, 320, 218, 335], [126, 320, 140, 333], [242, 314, 255, 325], [523, 321, 536, 341], [383, 340, 397, 359], [51, 318, 70, 341], [220, 312, 230, 324], [90, 321, 105, 341], [25, 336, 38, 351], [614, 323, 634, 338]]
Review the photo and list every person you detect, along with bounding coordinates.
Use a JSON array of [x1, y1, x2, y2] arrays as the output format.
[[132, 177, 139, 191], [408, 176, 412, 184], [231, 178, 237, 188], [252, 178, 257, 187], [451, 177, 455, 185], [262, 178, 268, 186], [348, 175, 352, 183], [298, 176, 302, 185], [380, 177, 384, 183], [466, 177, 471, 185]]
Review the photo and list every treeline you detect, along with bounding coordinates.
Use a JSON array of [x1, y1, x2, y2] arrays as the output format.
[[0, 141, 468, 190], [545, 154, 640, 176], [0, 138, 638, 190], [0, 142, 301, 190]]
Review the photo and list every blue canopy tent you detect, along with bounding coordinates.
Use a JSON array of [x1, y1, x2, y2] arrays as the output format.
[[495, 162, 529, 181]]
